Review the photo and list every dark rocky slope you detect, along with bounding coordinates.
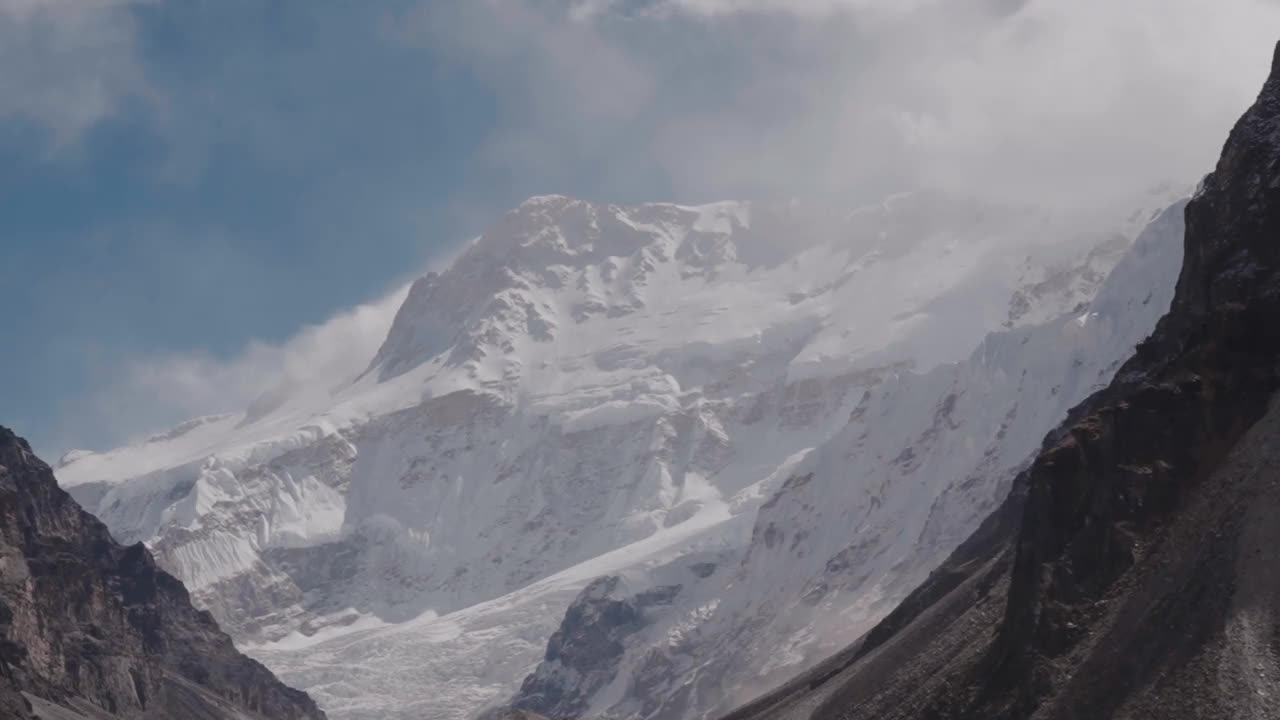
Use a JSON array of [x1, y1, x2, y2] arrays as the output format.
[[0, 427, 326, 720], [728, 39, 1280, 720], [485, 576, 681, 720]]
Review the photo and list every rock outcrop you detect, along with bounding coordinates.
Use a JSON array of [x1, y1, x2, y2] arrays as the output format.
[[0, 427, 325, 720], [502, 577, 681, 719], [729, 38, 1280, 720]]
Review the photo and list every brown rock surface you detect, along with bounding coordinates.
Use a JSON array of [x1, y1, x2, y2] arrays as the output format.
[[0, 427, 326, 720]]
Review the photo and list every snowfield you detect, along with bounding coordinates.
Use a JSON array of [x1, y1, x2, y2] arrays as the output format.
[[57, 189, 1186, 720]]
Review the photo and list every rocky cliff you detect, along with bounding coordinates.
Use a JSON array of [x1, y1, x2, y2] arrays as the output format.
[[729, 38, 1280, 720], [0, 427, 325, 720]]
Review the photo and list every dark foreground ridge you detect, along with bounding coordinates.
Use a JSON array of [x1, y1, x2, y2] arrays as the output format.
[[727, 39, 1280, 720], [0, 427, 326, 720]]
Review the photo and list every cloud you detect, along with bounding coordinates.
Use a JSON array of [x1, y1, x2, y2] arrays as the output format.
[[598, 0, 939, 18], [50, 215, 488, 453], [403, 0, 1280, 206], [0, 0, 152, 147], [74, 282, 410, 450], [877, 0, 1280, 203], [30, 0, 1280, 454], [390, 0, 659, 199]]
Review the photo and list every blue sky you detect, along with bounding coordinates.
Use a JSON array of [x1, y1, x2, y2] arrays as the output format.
[[1, 2, 492, 452], [2, 0, 650, 454], [5, 0, 1278, 456]]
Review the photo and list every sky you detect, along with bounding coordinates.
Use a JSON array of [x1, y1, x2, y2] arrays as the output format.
[[4, 0, 1280, 457]]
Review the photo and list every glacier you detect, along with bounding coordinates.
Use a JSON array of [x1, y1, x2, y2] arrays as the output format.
[[55, 189, 1186, 720]]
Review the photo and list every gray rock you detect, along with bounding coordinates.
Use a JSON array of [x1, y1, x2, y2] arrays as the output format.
[[0, 427, 326, 720]]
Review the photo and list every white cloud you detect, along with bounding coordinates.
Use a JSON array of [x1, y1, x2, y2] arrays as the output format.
[[389, 0, 658, 197], [48, 0, 1280, 451], [878, 0, 1280, 203], [572, 0, 931, 17], [403, 0, 1280, 206], [79, 282, 410, 449], [0, 0, 153, 146]]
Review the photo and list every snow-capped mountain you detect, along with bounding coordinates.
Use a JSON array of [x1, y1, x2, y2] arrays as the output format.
[[496, 202, 1187, 720], [55, 189, 1184, 720], [718, 48, 1280, 720]]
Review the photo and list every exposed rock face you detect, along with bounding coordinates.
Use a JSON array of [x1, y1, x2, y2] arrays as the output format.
[[504, 577, 681, 719], [727, 39, 1280, 720], [0, 427, 325, 720]]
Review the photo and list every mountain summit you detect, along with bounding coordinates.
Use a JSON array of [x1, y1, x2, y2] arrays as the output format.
[[51, 187, 1185, 719]]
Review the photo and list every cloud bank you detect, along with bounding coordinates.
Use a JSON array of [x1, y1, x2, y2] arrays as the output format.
[[17, 0, 1280, 451], [71, 284, 409, 452], [0, 0, 151, 147], [418, 0, 1280, 205]]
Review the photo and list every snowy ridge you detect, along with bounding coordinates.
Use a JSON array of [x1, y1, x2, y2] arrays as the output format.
[[55, 189, 1185, 720], [495, 201, 1187, 720]]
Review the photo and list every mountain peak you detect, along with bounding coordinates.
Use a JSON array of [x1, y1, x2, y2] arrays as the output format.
[[1169, 36, 1280, 346], [0, 424, 30, 453], [513, 193, 583, 211], [364, 196, 757, 383], [50, 186, 1190, 720], [364, 191, 1144, 387]]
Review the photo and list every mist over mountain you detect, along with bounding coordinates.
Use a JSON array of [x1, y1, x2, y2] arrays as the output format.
[[50, 184, 1189, 719], [7, 4, 1279, 720], [718, 37, 1280, 720]]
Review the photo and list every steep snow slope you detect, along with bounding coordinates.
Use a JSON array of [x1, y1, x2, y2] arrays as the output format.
[[496, 203, 1186, 720], [716, 46, 1280, 720], [57, 190, 1181, 720]]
